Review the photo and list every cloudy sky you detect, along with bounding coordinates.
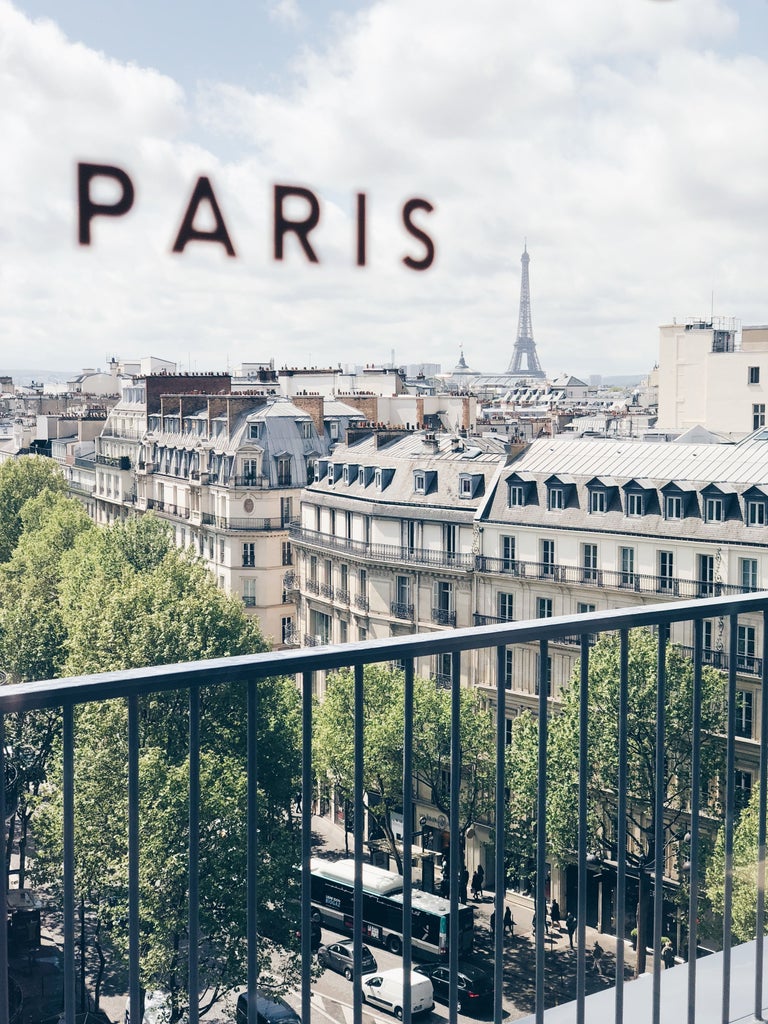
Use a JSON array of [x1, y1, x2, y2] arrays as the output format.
[[2, 0, 767, 380]]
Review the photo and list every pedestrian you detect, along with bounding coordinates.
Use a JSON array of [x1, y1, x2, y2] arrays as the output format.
[[476, 863, 484, 897], [294, 791, 302, 813], [531, 912, 537, 935], [503, 906, 514, 937], [460, 866, 469, 904], [471, 870, 481, 900], [661, 940, 675, 970], [566, 911, 576, 949], [490, 911, 496, 933], [592, 939, 605, 977], [550, 898, 561, 929]]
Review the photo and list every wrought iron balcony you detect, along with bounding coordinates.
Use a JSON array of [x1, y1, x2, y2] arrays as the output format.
[[335, 588, 350, 604], [354, 593, 369, 611], [476, 555, 750, 601], [431, 607, 456, 627], [3, 591, 768, 1024], [283, 572, 299, 591], [305, 579, 319, 595], [319, 583, 334, 599], [391, 601, 415, 621], [289, 525, 475, 571]]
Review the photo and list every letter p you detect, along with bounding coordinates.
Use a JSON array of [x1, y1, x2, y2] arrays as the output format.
[[77, 162, 135, 245]]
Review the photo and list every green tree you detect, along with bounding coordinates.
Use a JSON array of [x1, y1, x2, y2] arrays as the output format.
[[0, 456, 66, 563], [32, 515, 302, 1018], [314, 667, 495, 873], [706, 780, 766, 943], [506, 629, 726, 973]]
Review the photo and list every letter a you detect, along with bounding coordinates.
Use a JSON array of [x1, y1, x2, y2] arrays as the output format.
[[172, 177, 236, 256]]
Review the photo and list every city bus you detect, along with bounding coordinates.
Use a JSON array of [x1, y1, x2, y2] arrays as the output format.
[[309, 857, 474, 959]]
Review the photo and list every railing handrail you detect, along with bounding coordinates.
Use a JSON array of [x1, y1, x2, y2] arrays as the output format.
[[6, 590, 768, 713], [290, 525, 475, 570]]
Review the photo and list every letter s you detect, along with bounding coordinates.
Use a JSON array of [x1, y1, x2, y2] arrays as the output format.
[[401, 198, 435, 271]]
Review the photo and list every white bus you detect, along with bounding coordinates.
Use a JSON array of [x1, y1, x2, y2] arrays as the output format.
[[309, 858, 474, 959]]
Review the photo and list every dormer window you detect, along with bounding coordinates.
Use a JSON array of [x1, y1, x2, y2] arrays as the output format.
[[665, 495, 682, 520], [460, 475, 473, 497], [705, 497, 724, 523], [249, 423, 260, 440], [508, 483, 524, 507], [748, 499, 766, 526], [342, 465, 349, 484], [301, 421, 312, 439], [414, 471, 426, 494], [329, 421, 339, 440], [589, 490, 606, 514], [375, 469, 383, 489], [358, 466, 365, 484], [626, 492, 643, 517], [548, 486, 564, 511]]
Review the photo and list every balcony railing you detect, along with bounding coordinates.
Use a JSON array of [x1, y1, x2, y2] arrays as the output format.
[[335, 588, 350, 604], [200, 513, 286, 532], [476, 556, 753, 600], [354, 594, 369, 612], [391, 601, 415, 621], [319, 583, 334, 599], [431, 607, 456, 627], [289, 525, 475, 571], [283, 572, 299, 591], [3, 591, 768, 1024], [305, 579, 319, 595], [473, 613, 515, 626]]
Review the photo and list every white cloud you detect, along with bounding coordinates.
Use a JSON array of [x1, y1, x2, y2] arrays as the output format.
[[267, 0, 302, 29], [0, 0, 766, 379]]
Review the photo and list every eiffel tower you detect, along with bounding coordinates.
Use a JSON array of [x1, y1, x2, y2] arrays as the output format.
[[506, 242, 545, 377]]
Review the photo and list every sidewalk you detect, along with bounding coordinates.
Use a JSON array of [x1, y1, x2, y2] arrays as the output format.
[[310, 813, 639, 1017]]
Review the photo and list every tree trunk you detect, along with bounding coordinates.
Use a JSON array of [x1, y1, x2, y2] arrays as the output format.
[[94, 917, 106, 1011], [636, 867, 650, 975]]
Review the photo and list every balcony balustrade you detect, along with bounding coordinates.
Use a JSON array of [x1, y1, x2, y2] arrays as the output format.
[[391, 602, 415, 621], [431, 607, 456, 627], [289, 525, 475, 571], [319, 583, 334, 599], [335, 588, 350, 604], [200, 513, 285, 531], [305, 579, 319, 595], [354, 594, 369, 612], [283, 572, 299, 591], [2, 591, 768, 1024]]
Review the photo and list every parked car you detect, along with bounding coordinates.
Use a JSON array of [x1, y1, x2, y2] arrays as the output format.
[[317, 940, 378, 979], [236, 992, 301, 1024], [414, 961, 493, 1014], [361, 968, 434, 1019]]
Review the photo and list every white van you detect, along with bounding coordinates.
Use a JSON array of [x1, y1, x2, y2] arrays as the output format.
[[361, 968, 434, 1019]]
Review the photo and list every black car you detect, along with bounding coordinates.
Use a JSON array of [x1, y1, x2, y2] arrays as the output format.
[[317, 940, 378, 980], [414, 961, 493, 1014], [236, 992, 302, 1024]]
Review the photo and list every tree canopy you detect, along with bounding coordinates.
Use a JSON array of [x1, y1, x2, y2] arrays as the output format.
[[0, 455, 66, 564], [314, 666, 495, 870]]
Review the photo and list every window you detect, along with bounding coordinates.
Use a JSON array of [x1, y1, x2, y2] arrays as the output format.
[[357, 466, 365, 484], [282, 541, 292, 566], [535, 654, 552, 697], [749, 366, 760, 385], [501, 535, 516, 572], [242, 457, 259, 483], [620, 546, 635, 587], [281, 615, 294, 643], [747, 500, 766, 526], [323, 559, 332, 585], [548, 486, 564, 511], [402, 519, 416, 553], [577, 602, 595, 614], [705, 497, 724, 523], [243, 579, 257, 607], [280, 496, 293, 525], [344, 510, 352, 538], [740, 557, 758, 591], [541, 539, 555, 577], [276, 455, 292, 487], [589, 489, 606, 514], [665, 494, 682, 520], [735, 770, 753, 813], [459, 475, 473, 498], [248, 423, 260, 439], [242, 542, 255, 567], [737, 624, 757, 671], [309, 555, 318, 583], [310, 610, 331, 645], [626, 492, 643, 516], [396, 575, 411, 605], [755, 404, 766, 430], [498, 593, 514, 621], [698, 554, 714, 597], [436, 652, 453, 688], [735, 689, 754, 739], [359, 568, 367, 596], [218, 539, 225, 563], [658, 550, 675, 593], [508, 483, 524, 507], [314, 505, 321, 531], [329, 509, 336, 536], [435, 580, 454, 613], [301, 421, 312, 439], [329, 421, 339, 440], [443, 523, 457, 560], [504, 648, 514, 690], [537, 597, 553, 619], [358, 625, 367, 642], [414, 471, 426, 493], [340, 563, 349, 593], [375, 468, 382, 489], [582, 543, 598, 583], [339, 619, 348, 644], [505, 718, 513, 746]]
